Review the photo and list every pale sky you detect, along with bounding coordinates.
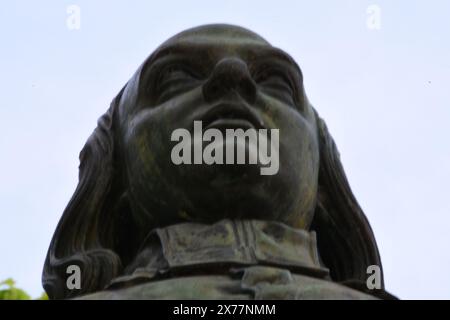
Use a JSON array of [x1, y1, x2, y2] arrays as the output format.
[[1, 0, 449, 299]]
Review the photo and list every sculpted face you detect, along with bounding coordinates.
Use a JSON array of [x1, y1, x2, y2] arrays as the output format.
[[116, 25, 320, 229], [43, 25, 385, 300]]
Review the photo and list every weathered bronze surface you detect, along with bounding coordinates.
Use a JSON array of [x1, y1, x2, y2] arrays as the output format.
[[43, 24, 393, 300]]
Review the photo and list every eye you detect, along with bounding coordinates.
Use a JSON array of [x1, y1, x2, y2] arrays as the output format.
[[156, 65, 200, 103], [259, 73, 293, 94], [254, 68, 295, 103]]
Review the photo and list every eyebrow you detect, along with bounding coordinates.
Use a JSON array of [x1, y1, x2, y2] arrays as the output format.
[[251, 47, 303, 77], [147, 44, 209, 65], [145, 43, 303, 80]]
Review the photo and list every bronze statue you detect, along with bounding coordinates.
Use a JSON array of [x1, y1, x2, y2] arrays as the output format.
[[42, 24, 393, 299]]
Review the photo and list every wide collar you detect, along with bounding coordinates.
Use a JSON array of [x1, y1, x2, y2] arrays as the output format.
[[108, 219, 329, 288]]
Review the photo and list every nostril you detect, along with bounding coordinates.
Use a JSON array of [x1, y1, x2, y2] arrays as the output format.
[[203, 79, 222, 102], [209, 83, 221, 95], [241, 79, 257, 104]]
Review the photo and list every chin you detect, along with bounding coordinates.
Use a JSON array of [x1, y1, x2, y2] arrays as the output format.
[[181, 184, 280, 223]]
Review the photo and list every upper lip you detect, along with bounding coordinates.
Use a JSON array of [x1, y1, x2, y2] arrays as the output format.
[[201, 103, 264, 130]]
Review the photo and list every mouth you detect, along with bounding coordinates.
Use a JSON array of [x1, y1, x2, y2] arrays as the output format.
[[201, 103, 264, 131]]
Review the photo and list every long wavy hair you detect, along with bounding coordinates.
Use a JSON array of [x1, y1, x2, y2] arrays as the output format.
[[42, 83, 386, 300]]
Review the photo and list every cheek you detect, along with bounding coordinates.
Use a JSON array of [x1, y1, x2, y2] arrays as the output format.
[[276, 109, 319, 169], [257, 96, 319, 188], [122, 113, 174, 196], [273, 110, 319, 223], [279, 122, 319, 197]]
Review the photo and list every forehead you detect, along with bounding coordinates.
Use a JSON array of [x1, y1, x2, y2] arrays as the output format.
[[161, 25, 271, 47], [145, 26, 299, 69]]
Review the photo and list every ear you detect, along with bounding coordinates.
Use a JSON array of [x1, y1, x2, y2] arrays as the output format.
[[310, 112, 385, 290], [42, 91, 126, 299]]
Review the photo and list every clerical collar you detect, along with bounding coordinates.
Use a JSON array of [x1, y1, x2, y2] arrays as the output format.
[[108, 219, 330, 289]]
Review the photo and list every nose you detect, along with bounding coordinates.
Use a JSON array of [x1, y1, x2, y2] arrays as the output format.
[[203, 57, 257, 104]]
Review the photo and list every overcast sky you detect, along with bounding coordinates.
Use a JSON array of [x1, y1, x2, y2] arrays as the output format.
[[1, 0, 449, 299]]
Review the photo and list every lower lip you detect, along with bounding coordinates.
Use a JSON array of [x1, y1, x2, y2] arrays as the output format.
[[205, 118, 255, 130]]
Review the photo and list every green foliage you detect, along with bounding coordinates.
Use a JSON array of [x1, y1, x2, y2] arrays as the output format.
[[36, 292, 49, 300], [0, 278, 30, 300], [0, 278, 48, 300]]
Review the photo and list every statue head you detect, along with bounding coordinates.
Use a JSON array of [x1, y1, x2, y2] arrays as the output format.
[[43, 24, 383, 299]]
